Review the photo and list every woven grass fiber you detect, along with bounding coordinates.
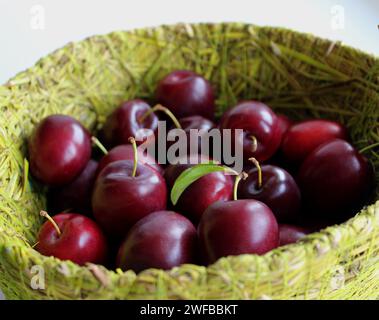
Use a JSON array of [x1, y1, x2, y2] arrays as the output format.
[[0, 23, 378, 300]]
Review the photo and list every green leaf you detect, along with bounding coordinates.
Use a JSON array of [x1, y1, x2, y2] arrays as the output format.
[[170, 163, 232, 206]]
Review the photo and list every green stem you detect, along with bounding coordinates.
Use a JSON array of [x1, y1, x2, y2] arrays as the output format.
[[91, 136, 108, 155], [233, 172, 248, 201], [249, 157, 262, 189], [40, 211, 61, 236], [250, 135, 258, 153], [139, 104, 182, 129], [31, 241, 40, 249], [128, 137, 138, 178]]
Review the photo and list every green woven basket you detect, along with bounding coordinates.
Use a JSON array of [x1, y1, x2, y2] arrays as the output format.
[[0, 23, 378, 300]]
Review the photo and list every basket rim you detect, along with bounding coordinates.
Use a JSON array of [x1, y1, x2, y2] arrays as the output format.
[[2, 22, 378, 87]]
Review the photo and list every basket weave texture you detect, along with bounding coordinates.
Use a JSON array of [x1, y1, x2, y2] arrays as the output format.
[[0, 23, 378, 300]]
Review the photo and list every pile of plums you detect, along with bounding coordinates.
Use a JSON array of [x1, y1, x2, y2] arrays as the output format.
[[29, 70, 374, 272]]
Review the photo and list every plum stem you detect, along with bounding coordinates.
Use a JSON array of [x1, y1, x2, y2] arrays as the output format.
[[40, 211, 61, 236], [91, 136, 108, 155], [128, 137, 138, 178], [249, 157, 262, 189], [139, 104, 182, 129], [250, 135, 258, 153], [233, 172, 248, 201], [31, 241, 39, 249]]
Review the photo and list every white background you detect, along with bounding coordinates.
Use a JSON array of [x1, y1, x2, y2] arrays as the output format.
[[0, 0, 378, 84], [0, 0, 378, 300]]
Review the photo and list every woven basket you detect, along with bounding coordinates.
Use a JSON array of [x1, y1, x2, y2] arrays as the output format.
[[0, 23, 378, 300]]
